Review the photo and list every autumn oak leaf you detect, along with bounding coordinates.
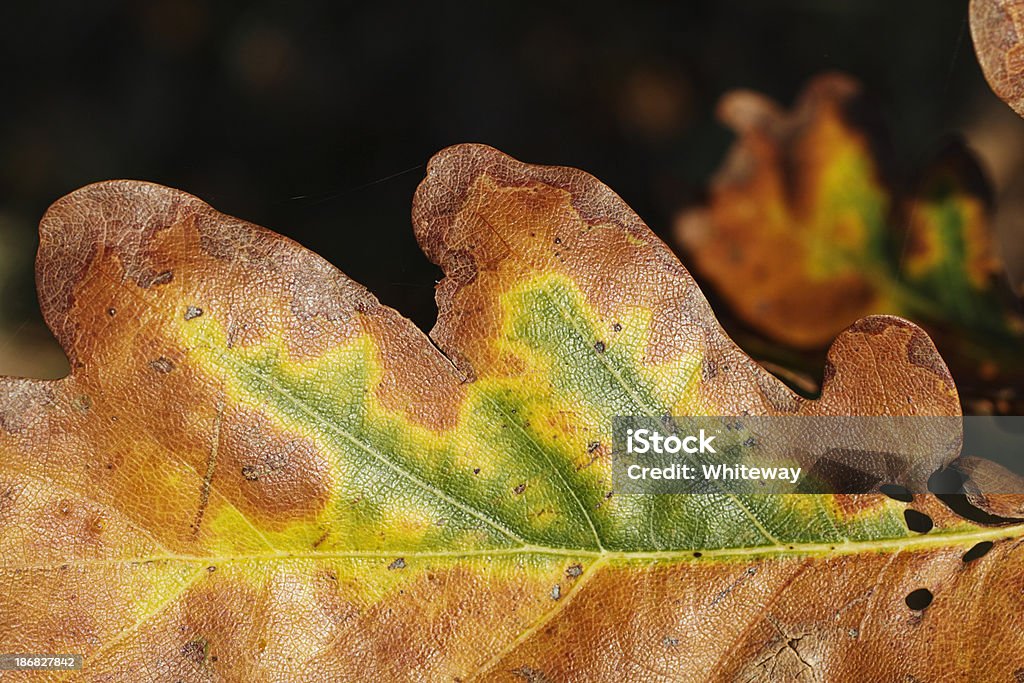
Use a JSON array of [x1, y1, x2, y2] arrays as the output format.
[[674, 73, 1023, 401], [971, 0, 1024, 118], [1, 144, 1022, 681]]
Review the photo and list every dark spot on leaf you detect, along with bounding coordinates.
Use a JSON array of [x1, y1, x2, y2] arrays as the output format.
[[662, 636, 679, 647], [473, 467, 480, 475], [553, 237, 561, 244], [185, 306, 203, 320], [150, 357, 175, 374], [702, 360, 718, 381], [905, 588, 933, 610], [511, 666, 551, 683], [820, 360, 837, 384], [142, 270, 174, 288], [240, 450, 288, 482], [513, 483, 527, 495], [388, 558, 406, 570], [962, 541, 994, 563], [612, 322, 622, 332], [880, 483, 913, 503], [566, 563, 583, 578], [180, 637, 208, 664], [550, 584, 561, 600], [904, 509, 933, 533], [206, 565, 216, 572], [587, 441, 600, 453], [107, 307, 116, 317], [692, 551, 702, 558], [594, 341, 605, 353]]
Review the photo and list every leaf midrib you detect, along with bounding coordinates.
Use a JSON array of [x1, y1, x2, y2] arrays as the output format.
[[14, 523, 1024, 572]]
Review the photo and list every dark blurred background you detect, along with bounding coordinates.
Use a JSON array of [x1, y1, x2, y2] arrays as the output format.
[[1, 0, 1021, 379]]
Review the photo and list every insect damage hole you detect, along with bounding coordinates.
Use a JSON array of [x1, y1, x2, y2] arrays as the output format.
[[962, 541, 994, 563], [903, 509, 933, 533], [879, 483, 913, 503], [905, 588, 933, 611]]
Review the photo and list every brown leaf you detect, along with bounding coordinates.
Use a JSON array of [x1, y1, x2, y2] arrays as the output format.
[[971, 0, 1024, 118], [0, 145, 1020, 680], [674, 73, 1024, 405]]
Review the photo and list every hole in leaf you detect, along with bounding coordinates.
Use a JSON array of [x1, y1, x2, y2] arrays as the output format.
[[905, 588, 933, 611], [932, 465, 1024, 526], [880, 483, 913, 503], [928, 466, 966, 495], [937, 492, 1023, 526], [904, 509, 933, 533], [962, 541, 994, 563]]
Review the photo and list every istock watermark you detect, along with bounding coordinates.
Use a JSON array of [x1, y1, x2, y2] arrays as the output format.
[[611, 416, 1024, 495]]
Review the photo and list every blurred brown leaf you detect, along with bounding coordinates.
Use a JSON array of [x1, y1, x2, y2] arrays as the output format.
[[675, 73, 1024, 407]]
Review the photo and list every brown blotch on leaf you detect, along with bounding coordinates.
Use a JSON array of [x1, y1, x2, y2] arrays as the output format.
[[702, 360, 718, 381], [0, 380, 54, 432], [512, 666, 551, 683], [149, 357, 175, 374], [180, 637, 209, 664], [141, 270, 174, 288], [240, 465, 261, 481]]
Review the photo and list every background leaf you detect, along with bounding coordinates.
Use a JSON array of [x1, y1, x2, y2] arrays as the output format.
[[674, 73, 1024, 411]]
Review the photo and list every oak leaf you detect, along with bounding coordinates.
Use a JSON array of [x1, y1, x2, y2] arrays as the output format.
[[1, 144, 1021, 681], [674, 74, 1023, 403], [971, 0, 1024, 118]]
